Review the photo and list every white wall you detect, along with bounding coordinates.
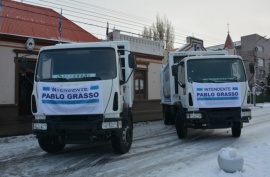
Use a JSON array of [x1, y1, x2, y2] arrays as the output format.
[[0, 46, 16, 104], [111, 30, 164, 57], [148, 63, 161, 99], [0, 41, 38, 105], [124, 35, 163, 57]]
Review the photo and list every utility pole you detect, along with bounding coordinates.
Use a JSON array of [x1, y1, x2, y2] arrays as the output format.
[[253, 47, 258, 106]]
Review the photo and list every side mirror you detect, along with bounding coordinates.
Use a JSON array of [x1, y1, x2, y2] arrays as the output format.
[[249, 63, 254, 74], [128, 53, 137, 69], [20, 57, 28, 75], [171, 64, 178, 77]]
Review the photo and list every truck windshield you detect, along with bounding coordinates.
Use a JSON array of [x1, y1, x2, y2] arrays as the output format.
[[35, 48, 117, 82], [187, 58, 246, 83]]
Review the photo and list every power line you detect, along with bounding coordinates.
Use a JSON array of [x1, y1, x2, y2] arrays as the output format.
[[66, 0, 154, 24], [8, 1, 188, 44], [27, 0, 151, 28], [0, 16, 176, 48], [20, 0, 221, 46], [1, 14, 171, 48], [9, 0, 222, 46], [64, 0, 224, 45]]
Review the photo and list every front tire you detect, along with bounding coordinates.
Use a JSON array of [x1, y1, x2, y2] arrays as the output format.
[[175, 110, 187, 139], [38, 136, 65, 153], [232, 122, 241, 137], [111, 112, 133, 154]]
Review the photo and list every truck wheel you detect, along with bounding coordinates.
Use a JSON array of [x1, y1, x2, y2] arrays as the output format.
[[175, 110, 187, 139], [170, 111, 175, 125], [111, 115, 133, 154], [38, 136, 65, 153], [163, 105, 170, 125], [232, 122, 241, 137], [163, 105, 175, 125], [163, 111, 171, 125]]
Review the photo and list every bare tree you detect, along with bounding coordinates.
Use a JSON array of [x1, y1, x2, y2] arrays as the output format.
[[142, 27, 150, 39], [164, 17, 174, 50], [142, 14, 175, 50]]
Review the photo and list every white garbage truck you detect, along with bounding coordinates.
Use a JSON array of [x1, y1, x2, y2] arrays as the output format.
[[27, 41, 136, 154], [160, 51, 251, 138]]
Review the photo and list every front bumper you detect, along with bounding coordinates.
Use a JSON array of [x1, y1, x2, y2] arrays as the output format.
[[184, 107, 251, 129], [32, 115, 122, 143]]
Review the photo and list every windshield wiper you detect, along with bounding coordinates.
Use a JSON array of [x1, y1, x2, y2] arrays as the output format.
[[225, 77, 238, 82], [201, 77, 239, 83], [38, 77, 102, 82], [202, 79, 219, 83], [69, 76, 102, 81], [38, 78, 69, 82]]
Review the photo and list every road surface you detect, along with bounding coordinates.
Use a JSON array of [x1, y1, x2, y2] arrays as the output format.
[[1, 105, 270, 177]]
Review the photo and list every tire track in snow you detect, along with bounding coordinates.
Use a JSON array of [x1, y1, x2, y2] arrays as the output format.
[[2, 109, 270, 177], [41, 145, 113, 177], [97, 130, 239, 177], [133, 122, 175, 140], [89, 114, 270, 176], [0, 142, 112, 177]]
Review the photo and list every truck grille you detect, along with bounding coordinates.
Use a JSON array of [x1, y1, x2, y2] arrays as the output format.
[[46, 115, 103, 122], [199, 107, 241, 122]]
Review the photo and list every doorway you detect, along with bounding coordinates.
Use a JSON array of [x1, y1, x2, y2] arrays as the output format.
[[18, 60, 36, 118], [134, 69, 147, 100]]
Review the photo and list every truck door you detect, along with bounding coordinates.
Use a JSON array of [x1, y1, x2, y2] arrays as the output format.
[[179, 62, 187, 106]]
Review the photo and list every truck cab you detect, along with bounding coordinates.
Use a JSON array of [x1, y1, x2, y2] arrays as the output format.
[[30, 41, 136, 154], [161, 51, 251, 138]]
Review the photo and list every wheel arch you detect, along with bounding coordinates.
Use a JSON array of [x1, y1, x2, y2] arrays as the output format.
[[120, 103, 133, 127], [174, 101, 186, 119]]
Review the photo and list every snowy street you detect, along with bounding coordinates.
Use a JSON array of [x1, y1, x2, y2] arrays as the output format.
[[1, 104, 270, 177]]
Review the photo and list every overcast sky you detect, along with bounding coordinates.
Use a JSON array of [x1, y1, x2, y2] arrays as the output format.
[[18, 0, 270, 47]]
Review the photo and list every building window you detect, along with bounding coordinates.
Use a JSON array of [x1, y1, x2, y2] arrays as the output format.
[[256, 45, 264, 52], [258, 58, 265, 67], [194, 44, 200, 51], [259, 70, 265, 80]]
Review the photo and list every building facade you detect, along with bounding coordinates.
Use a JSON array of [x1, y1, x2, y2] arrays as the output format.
[[108, 30, 164, 121], [207, 34, 270, 88], [163, 36, 206, 64], [240, 34, 270, 86]]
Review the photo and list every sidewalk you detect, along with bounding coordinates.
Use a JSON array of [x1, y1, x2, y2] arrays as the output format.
[[249, 102, 270, 109]]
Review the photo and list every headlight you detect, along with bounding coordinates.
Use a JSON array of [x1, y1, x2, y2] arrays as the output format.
[[186, 113, 202, 119], [241, 111, 251, 117], [33, 123, 47, 130]]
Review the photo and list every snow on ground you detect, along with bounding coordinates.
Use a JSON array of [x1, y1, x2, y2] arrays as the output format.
[[163, 104, 270, 177], [0, 103, 270, 177], [166, 104, 270, 177]]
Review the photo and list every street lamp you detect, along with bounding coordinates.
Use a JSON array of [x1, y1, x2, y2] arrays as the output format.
[[253, 35, 269, 106]]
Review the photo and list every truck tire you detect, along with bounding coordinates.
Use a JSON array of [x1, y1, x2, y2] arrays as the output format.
[[163, 111, 171, 125], [111, 110, 133, 154], [175, 109, 187, 139], [163, 105, 175, 125], [163, 105, 170, 125], [232, 122, 241, 137], [38, 136, 65, 153], [170, 111, 175, 125]]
